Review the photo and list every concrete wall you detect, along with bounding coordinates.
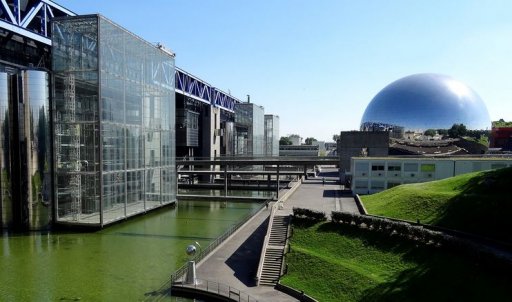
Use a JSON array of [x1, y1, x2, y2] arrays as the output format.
[[338, 131, 390, 173], [351, 157, 512, 194]]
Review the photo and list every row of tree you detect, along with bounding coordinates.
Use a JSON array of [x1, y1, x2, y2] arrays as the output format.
[[279, 134, 319, 145]]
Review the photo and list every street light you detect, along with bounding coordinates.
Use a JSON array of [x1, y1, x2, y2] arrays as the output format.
[[184, 243, 199, 285]]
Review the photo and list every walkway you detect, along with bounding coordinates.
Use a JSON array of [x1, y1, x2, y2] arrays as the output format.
[[191, 167, 359, 301]]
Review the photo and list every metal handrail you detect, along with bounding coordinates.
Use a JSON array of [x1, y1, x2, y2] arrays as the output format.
[[169, 201, 267, 284], [255, 201, 276, 285], [173, 278, 258, 302]]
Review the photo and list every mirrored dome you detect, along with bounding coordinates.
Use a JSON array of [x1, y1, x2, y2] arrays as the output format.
[[361, 73, 491, 133]]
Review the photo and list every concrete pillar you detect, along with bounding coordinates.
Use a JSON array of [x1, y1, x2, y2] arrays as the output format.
[[224, 164, 228, 196]]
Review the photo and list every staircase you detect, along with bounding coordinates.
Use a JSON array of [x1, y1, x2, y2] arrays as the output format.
[[259, 215, 290, 286]]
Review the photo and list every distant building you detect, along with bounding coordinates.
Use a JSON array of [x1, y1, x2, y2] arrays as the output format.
[[235, 103, 265, 156], [280, 145, 319, 157], [338, 131, 390, 174], [289, 135, 302, 146], [490, 127, 512, 151], [264, 115, 280, 157], [351, 156, 512, 194], [313, 141, 326, 153]]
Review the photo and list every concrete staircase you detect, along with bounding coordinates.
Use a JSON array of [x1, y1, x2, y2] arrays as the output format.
[[259, 215, 290, 286]]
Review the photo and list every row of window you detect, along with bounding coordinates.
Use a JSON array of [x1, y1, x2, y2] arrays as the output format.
[[358, 162, 436, 173]]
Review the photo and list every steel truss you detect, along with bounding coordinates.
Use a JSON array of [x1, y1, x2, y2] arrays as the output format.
[[0, 0, 75, 45], [175, 67, 241, 112], [1, 0, 242, 112]]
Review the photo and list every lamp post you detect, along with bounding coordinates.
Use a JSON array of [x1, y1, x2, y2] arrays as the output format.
[[185, 244, 197, 285]]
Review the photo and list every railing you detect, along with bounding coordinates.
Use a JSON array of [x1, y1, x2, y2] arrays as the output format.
[[169, 201, 267, 284], [255, 201, 277, 285], [172, 279, 258, 302]]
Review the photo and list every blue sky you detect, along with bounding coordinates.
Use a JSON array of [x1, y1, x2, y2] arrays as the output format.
[[58, 0, 512, 141]]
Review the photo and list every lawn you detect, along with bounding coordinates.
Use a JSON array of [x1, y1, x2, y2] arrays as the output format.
[[280, 222, 512, 302], [361, 167, 512, 242]]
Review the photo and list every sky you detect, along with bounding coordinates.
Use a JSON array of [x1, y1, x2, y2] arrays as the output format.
[[57, 0, 512, 141]]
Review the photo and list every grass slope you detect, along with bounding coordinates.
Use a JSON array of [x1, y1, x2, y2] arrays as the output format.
[[281, 222, 512, 302], [361, 167, 512, 242]]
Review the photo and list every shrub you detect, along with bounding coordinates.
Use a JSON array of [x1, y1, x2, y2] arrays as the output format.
[[293, 207, 326, 222]]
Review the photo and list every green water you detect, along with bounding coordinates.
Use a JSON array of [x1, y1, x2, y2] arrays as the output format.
[[0, 200, 261, 301]]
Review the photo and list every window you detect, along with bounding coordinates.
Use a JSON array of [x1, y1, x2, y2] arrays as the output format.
[[420, 164, 436, 172], [387, 164, 401, 171], [371, 164, 385, 171]]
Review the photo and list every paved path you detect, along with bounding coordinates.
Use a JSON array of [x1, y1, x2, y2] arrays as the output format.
[[277, 170, 359, 217], [194, 168, 359, 301]]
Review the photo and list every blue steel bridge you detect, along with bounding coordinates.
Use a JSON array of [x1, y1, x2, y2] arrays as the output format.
[[0, 0, 242, 112]]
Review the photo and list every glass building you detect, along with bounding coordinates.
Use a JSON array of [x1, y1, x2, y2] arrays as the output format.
[[234, 103, 265, 157], [264, 114, 279, 157], [52, 15, 176, 227]]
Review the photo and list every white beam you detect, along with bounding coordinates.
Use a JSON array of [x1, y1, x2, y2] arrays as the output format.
[[0, 19, 51, 44]]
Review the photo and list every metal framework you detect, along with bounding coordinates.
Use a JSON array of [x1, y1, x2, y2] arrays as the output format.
[[1, 0, 241, 112], [0, 0, 76, 44], [175, 67, 241, 112]]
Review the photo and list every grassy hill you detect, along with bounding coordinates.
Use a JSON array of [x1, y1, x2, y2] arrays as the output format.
[[361, 167, 512, 242], [281, 222, 512, 302]]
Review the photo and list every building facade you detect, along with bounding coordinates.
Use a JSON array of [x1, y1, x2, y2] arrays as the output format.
[[351, 157, 512, 194], [279, 145, 319, 157], [264, 114, 279, 157], [52, 15, 176, 227], [234, 103, 265, 157]]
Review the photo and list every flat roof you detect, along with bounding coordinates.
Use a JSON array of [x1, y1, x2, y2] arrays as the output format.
[[352, 156, 512, 161]]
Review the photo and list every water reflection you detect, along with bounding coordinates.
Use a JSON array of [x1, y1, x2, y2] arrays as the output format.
[[0, 200, 259, 301]]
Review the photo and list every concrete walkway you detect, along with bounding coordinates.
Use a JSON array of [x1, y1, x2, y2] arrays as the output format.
[[193, 168, 359, 301]]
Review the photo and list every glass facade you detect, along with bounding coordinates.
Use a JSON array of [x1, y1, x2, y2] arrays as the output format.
[[234, 103, 265, 157], [0, 70, 51, 230], [264, 114, 279, 157], [52, 15, 176, 226]]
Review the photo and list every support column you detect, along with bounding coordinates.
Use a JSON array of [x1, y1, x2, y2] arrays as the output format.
[[276, 164, 280, 200], [224, 164, 228, 197]]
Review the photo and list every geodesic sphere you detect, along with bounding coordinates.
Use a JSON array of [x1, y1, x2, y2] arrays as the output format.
[[361, 73, 491, 132]]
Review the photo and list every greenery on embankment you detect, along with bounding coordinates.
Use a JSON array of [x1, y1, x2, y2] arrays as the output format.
[[361, 167, 512, 242], [280, 222, 512, 302]]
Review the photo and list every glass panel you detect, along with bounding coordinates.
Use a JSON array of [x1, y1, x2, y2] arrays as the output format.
[[53, 15, 176, 226], [52, 16, 101, 225]]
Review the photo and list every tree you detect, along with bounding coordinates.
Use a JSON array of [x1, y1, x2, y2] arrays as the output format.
[[333, 134, 340, 142], [448, 123, 467, 138], [424, 129, 436, 137], [305, 137, 317, 145], [279, 136, 292, 145]]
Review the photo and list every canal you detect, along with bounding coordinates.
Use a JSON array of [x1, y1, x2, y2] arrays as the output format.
[[0, 200, 263, 301]]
